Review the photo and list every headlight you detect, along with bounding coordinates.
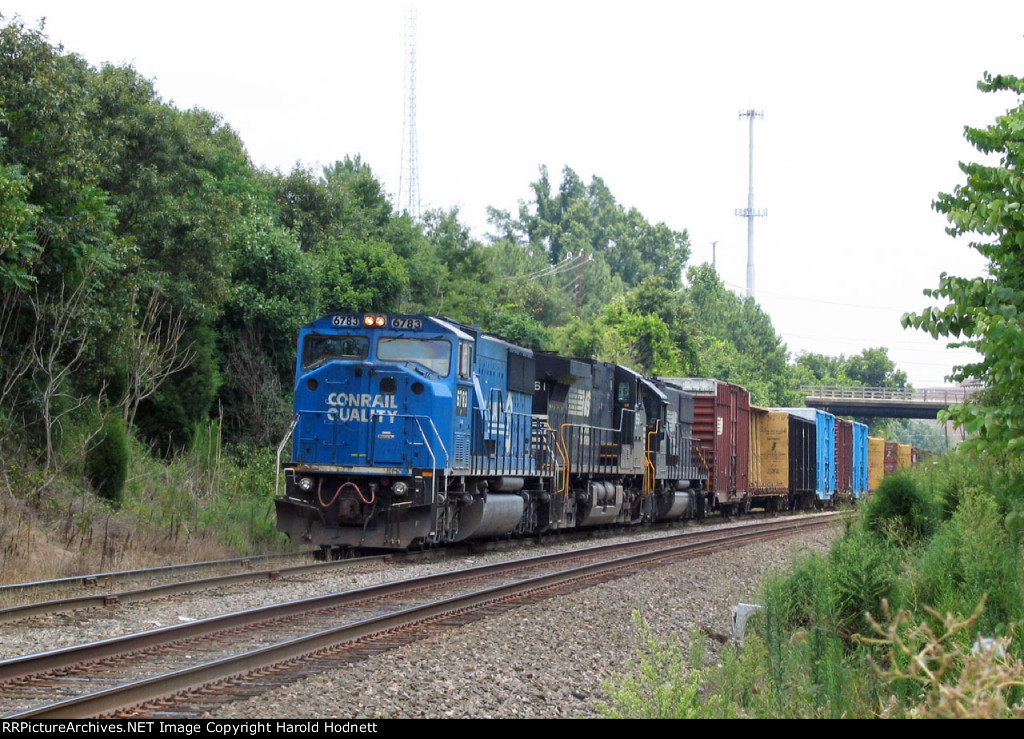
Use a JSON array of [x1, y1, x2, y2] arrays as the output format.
[[392, 481, 408, 496], [298, 477, 314, 492]]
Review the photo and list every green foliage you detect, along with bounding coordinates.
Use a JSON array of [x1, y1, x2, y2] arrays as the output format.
[[828, 525, 902, 636], [720, 453, 1024, 717], [912, 487, 1024, 637], [758, 524, 900, 643], [320, 240, 409, 312], [604, 603, 877, 718], [797, 346, 907, 390], [864, 472, 938, 542], [122, 425, 285, 552], [476, 305, 550, 350], [600, 613, 729, 718], [922, 451, 999, 520], [502, 165, 690, 294], [595, 297, 685, 374], [137, 323, 220, 453], [687, 263, 795, 405], [0, 137, 37, 291], [902, 73, 1024, 454], [85, 412, 129, 505]]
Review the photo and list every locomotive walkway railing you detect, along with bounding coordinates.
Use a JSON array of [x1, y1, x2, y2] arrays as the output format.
[[800, 385, 983, 419]]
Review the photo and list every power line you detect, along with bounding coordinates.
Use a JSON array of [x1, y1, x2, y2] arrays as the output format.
[[721, 281, 944, 313]]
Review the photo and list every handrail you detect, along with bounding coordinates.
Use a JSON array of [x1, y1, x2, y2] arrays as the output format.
[[275, 414, 300, 498], [644, 420, 661, 495], [374, 411, 450, 506]]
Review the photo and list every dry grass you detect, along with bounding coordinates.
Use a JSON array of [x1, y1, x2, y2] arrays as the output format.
[[864, 597, 1024, 718], [0, 495, 237, 587]]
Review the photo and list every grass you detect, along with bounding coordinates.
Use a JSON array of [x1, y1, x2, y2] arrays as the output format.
[[602, 450, 1024, 718], [0, 417, 293, 585]]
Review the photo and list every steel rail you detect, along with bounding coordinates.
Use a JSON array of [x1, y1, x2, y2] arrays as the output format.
[[2, 515, 843, 718], [0, 550, 319, 603], [0, 553, 391, 624]]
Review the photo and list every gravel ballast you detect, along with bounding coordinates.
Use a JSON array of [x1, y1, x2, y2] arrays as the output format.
[[1, 520, 839, 718], [217, 525, 838, 718]]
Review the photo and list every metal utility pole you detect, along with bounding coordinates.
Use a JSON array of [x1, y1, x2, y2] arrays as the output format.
[[398, 6, 421, 220], [735, 110, 766, 299]]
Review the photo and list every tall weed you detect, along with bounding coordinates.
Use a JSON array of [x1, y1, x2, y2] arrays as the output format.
[[123, 421, 286, 555], [599, 613, 730, 718], [911, 486, 1024, 638]]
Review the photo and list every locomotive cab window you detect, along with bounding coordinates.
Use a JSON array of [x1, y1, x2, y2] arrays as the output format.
[[457, 341, 473, 380], [617, 381, 632, 403], [302, 335, 368, 369], [378, 337, 452, 377]]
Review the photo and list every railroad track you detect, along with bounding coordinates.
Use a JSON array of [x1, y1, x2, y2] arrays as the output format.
[[0, 552, 395, 625], [0, 513, 845, 718], [0, 551, 321, 608], [0, 506, 812, 624]]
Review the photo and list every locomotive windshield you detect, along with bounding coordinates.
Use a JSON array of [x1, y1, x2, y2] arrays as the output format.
[[377, 337, 451, 377], [302, 335, 369, 369]]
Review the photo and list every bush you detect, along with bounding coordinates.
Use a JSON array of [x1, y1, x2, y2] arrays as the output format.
[[912, 487, 1024, 637], [754, 533, 886, 718], [85, 412, 129, 506], [864, 472, 936, 542], [828, 524, 901, 636], [865, 599, 1024, 718]]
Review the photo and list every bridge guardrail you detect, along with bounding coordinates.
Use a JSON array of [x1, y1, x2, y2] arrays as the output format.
[[799, 385, 983, 404]]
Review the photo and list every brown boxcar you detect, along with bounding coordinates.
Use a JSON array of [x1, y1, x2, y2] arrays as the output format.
[[884, 441, 900, 475], [659, 377, 750, 513], [835, 418, 853, 499]]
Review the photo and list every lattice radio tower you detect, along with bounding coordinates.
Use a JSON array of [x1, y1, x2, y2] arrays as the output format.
[[735, 109, 766, 299], [398, 6, 421, 220]]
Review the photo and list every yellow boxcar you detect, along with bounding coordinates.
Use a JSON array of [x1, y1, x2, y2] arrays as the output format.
[[749, 407, 790, 510], [868, 436, 886, 491], [897, 443, 913, 470]]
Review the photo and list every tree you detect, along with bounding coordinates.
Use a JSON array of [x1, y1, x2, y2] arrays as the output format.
[[0, 134, 37, 291], [796, 347, 907, 389], [119, 289, 195, 431], [507, 165, 690, 293], [903, 73, 1024, 453], [0, 20, 127, 459], [847, 347, 908, 388], [686, 264, 796, 405]]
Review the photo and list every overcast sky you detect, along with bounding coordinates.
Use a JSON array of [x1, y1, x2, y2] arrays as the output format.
[[6, 0, 1024, 387]]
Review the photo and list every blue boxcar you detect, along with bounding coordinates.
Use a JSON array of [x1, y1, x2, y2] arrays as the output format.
[[775, 408, 836, 504], [852, 421, 869, 499]]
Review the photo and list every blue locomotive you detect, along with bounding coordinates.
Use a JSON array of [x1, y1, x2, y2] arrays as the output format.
[[275, 312, 707, 551]]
